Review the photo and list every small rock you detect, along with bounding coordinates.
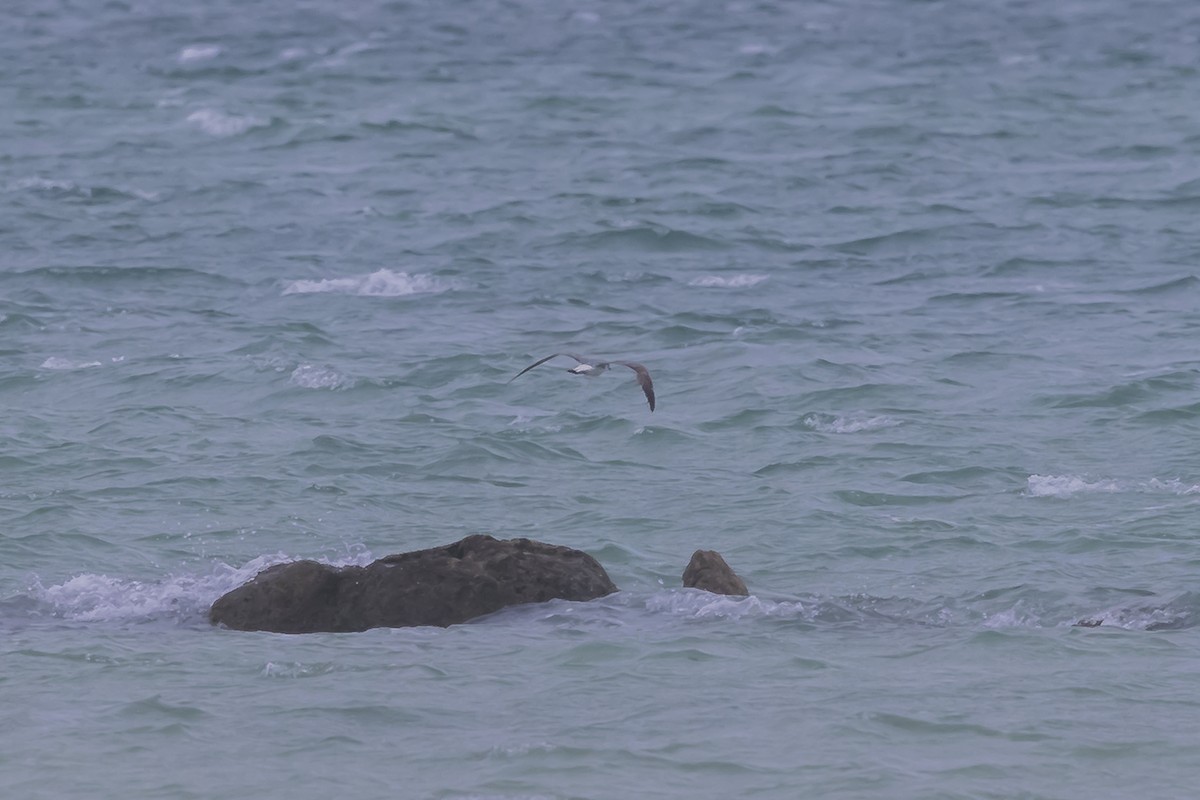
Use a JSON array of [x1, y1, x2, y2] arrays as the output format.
[[682, 549, 748, 596]]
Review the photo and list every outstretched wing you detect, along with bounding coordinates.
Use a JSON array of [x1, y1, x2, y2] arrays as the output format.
[[615, 361, 655, 412], [507, 353, 588, 383]]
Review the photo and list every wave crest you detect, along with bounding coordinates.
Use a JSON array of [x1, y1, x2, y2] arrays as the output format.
[[290, 363, 354, 390], [187, 108, 269, 137], [283, 269, 457, 297], [40, 357, 102, 370], [802, 413, 899, 433], [1026, 474, 1200, 498], [688, 274, 769, 288], [178, 45, 222, 63], [26, 551, 376, 625]]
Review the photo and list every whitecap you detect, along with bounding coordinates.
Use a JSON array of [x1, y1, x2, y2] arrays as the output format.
[[290, 363, 354, 390], [40, 357, 102, 370], [644, 589, 805, 621], [802, 413, 899, 433], [981, 605, 1041, 629], [10, 177, 157, 202], [507, 414, 562, 433], [33, 572, 221, 623], [738, 43, 776, 55], [261, 662, 336, 679], [1026, 474, 1200, 498], [1143, 478, 1200, 495], [178, 44, 222, 63], [282, 268, 456, 297], [9, 177, 86, 195], [187, 108, 268, 137], [688, 274, 769, 288], [30, 552, 288, 624], [1025, 474, 1120, 497], [317, 41, 375, 68], [488, 741, 559, 759], [601, 270, 652, 283], [30, 550, 376, 625]]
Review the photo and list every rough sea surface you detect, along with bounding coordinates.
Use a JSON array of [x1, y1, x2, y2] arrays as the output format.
[[4, 1, 1200, 797]]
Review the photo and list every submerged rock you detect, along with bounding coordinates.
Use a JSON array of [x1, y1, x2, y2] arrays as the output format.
[[682, 549, 748, 596], [210, 534, 617, 633]]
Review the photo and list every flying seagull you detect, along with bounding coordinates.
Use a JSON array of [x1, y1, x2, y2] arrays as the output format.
[[508, 353, 656, 412]]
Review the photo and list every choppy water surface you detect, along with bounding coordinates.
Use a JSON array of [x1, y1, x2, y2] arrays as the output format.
[[4, 1, 1200, 797]]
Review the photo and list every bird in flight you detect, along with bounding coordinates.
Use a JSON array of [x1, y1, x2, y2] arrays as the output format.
[[508, 353, 656, 412]]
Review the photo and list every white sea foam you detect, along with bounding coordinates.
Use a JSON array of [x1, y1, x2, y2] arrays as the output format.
[[1025, 475, 1200, 498], [34, 572, 228, 623], [187, 108, 268, 137], [1143, 478, 1200, 495], [178, 44, 222, 63], [261, 662, 337, 679], [738, 43, 777, 55], [317, 41, 376, 68], [644, 589, 805, 621], [1025, 475, 1122, 497], [9, 177, 158, 201], [802, 413, 899, 433], [507, 415, 562, 433], [601, 270, 651, 283], [981, 605, 1041, 629], [488, 741, 560, 761], [40, 357, 102, 370], [30, 553, 289, 623], [688, 274, 769, 288], [29, 551, 375, 625], [282, 268, 456, 297], [10, 177, 83, 194], [290, 363, 354, 390]]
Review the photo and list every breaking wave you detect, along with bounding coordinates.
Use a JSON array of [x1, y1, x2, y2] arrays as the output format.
[[1026, 474, 1200, 498], [187, 108, 269, 137], [282, 269, 458, 297], [688, 274, 769, 288], [23, 551, 376, 625], [290, 363, 354, 390], [801, 413, 901, 433]]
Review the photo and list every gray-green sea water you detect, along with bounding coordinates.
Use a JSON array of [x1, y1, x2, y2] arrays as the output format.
[[4, 1, 1200, 797]]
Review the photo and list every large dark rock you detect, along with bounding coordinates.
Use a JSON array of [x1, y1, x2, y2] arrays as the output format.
[[682, 549, 748, 596], [210, 534, 618, 633]]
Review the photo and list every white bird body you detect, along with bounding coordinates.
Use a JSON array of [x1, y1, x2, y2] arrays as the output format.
[[508, 353, 655, 411], [568, 362, 607, 376]]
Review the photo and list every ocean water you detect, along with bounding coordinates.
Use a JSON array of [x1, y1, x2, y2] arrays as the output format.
[[3, 0, 1200, 797]]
